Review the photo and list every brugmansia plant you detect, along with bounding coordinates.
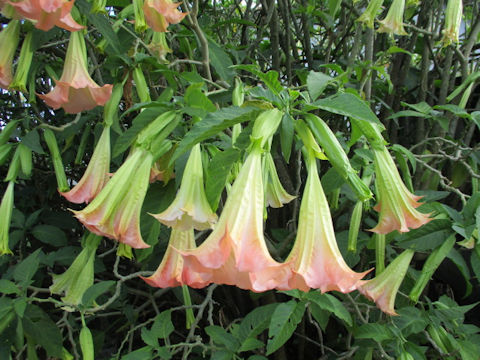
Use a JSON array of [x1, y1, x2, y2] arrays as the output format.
[[0, 0, 479, 359]]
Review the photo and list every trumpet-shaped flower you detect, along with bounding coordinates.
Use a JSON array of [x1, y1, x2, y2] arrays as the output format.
[[357, 249, 414, 315], [181, 144, 291, 292], [143, 0, 187, 32], [0, 20, 20, 90], [357, 0, 384, 28], [9, 0, 84, 32], [142, 228, 211, 288], [73, 147, 153, 249], [38, 31, 112, 114], [371, 147, 431, 234], [50, 233, 101, 307], [442, 0, 462, 46], [61, 126, 111, 204], [378, 0, 408, 35], [151, 144, 217, 231], [0, 181, 14, 256], [264, 152, 295, 208], [283, 156, 369, 293], [148, 31, 172, 61]]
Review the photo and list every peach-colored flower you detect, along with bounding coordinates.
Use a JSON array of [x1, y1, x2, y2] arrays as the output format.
[[142, 228, 211, 288], [181, 144, 291, 292], [143, 0, 187, 32], [9, 0, 84, 32], [0, 20, 20, 90], [38, 31, 112, 114], [282, 155, 369, 293], [151, 144, 217, 231], [370, 147, 431, 234], [60, 126, 110, 204], [73, 147, 152, 249], [357, 249, 414, 315]]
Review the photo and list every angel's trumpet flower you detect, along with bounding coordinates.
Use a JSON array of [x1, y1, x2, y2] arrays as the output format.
[[441, 0, 462, 46], [143, 0, 187, 32], [73, 147, 152, 249], [378, 0, 408, 35], [0, 20, 20, 90], [141, 228, 211, 288], [358, 249, 414, 315], [283, 154, 369, 293], [38, 31, 112, 114], [0, 181, 14, 256], [357, 0, 383, 28], [151, 144, 217, 231], [60, 126, 111, 204], [148, 31, 172, 61], [371, 147, 431, 234], [9, 0, 84, 32], [264, 152, 295, 208]]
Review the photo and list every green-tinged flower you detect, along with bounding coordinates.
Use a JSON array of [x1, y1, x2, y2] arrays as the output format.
[[357, 0, 384, 28], [142, 228, 211, 288], [0, 181, 14, 255], [60, 126, 111, 204], [151, 144, 217, 231], [10, 31, 34, 93], [442, 0, 462, 46], [378, 0, 408, 35], [50, 233, 101, 308], [91, 0, 106, 13], [73, 147, 153, 249], [148, 31, 172, 61], [281, 154, 369, 293], [371, 146, 431, 234], [117, 243, 133, 259], [264, 152, 295, 208], [357, 249, 414, 315], [0, 20, 20, 90]]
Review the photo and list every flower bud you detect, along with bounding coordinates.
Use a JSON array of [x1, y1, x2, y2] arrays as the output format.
[[10, 31, 34, 93]]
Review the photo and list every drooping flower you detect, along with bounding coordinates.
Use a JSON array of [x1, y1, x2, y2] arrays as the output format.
[[73, 147, 153, 249], [143, 0, 187, 32], [148, 31, 172, 61], [357, 249, 414, 315], [282, 154, 369, 293], [441, 0, 462, 46], [38, 31, 112, 114], [60, 126, 111, 204], [50, 233, 101, 307], [357, 0, 384, 28], [0, 181, 14, 256], [264, 152, 295, 208], [370, 146, 431, 234], [151, 144, 217, 231], [9, 31, 34, 93], [142, 228, 211, 288], [377, 0, 408, 35], [181, 143, 291, 292], [9, 0, 84, 32], [0, 20, 20, 90]]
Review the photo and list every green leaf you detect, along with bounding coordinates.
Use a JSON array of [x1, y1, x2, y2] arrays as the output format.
[[205, 325, 240, 351], [232, 65, 283, 95], [82, 280, 116, 307], [0, 280, 20, 295], [396, 219, 452, 251], [86, 13, 121, 54], [390, 144, 416, 172], [308, 303, 330, 331], [171, 106, 262, 163], [121, 346, 153, 360], [401, 101, 432, 114], [238, 303, 277, 352], [13, 249, 42, 284], [434, 104, 470, 118], [355, 323, 393, 343], [211, 350, 234, 360], [387, 110, 429, 120], [393, 307, 428, 336], [266, 300, 306, 355], [208, 39, 235, 82], [307, 71, 334, 100], [312, 93, 383, 128], [31, 225, 67, 247], [140, 328, 158, 347], [21, 129, 44, 154], [205, 147, 240, 211], [447, 248, 472, 297], [305, 292, 352, 327], [150, 310, 174, 340]]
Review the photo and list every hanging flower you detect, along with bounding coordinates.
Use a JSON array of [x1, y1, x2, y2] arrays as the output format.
[[181, 143, 291, 292], [50, 233, 101, 307], [9, 0, 84, 32], [151, 144, 217, 231], [441, 0, 462, 46], [0, 20, 20, 90], [282, 154, 369, 293], [143, 0, 187, 32], [378, 0, 408, 35], [148, 31, 172, 61], [142, 228, 211, 288], [264, 152, 295, 208], [9, 31, 34, 93], [357, 249, 414, 315], [0, 181, 14, 256], [60, 126, 111, 204], [38, 31, 113, 114], [357, 0, 384, 28], [73, 147, 152, 249], [371, 146, 431, 234]]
